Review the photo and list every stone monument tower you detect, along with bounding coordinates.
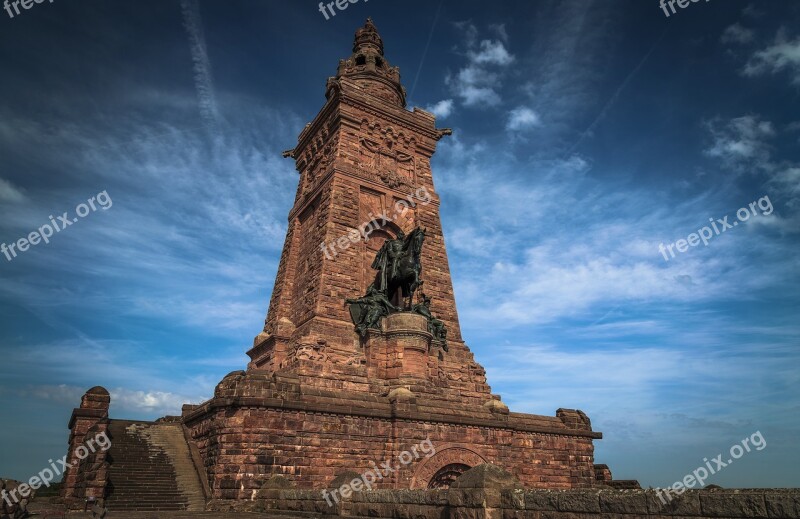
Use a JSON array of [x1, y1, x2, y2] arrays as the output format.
[[247, 18, 461, 377], [179, 19, 614, 498], [64, 20, 630, 508]]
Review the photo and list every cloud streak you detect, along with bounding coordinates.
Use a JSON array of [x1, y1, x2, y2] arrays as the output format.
[[181, 0, 220, 128]]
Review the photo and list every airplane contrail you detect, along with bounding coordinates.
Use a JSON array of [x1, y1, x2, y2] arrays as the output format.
[[181, 0, 220, 130]]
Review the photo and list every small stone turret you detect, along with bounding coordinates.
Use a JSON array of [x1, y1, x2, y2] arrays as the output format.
[[334, 18, 407, 107]]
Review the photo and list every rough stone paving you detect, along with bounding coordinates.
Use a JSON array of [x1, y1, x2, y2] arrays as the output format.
[[60, 19, 657, 513]]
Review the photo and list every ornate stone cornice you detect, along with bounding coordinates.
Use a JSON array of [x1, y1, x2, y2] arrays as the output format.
[[181, 395, 603, 439]]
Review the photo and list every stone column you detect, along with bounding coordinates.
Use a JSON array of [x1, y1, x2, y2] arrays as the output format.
[[383, 312, 431, 380], [62, 386, 110, 508], [247, 317, 295, 370]]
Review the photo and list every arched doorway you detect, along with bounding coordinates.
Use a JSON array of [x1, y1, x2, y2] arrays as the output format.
[[428, 463, 471, 489], [409, 445, 487, 489]]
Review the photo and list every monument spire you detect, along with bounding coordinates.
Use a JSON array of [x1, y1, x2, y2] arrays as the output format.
[[336, 18, 406, 107], [352, 17, 384, 55]]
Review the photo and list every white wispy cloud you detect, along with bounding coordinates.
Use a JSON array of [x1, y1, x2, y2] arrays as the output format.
[[721, 23, 755, 45], [112, 387, 208, 414], [520, 0, 619, 152], [131, 297, 263, 331], [435, 123, 792, 335], [2, 333, 239, 418], [0, 178, 25, 203], [446, 22, 515, 107], [460, 238, 734, 328], [743, 29, 800, 85], [489, 23, 508, 44], [21, 384, 207, 416], [767, 167, 800, 228], [447, 65, 503, 107], [702, 116, 800, 230], [484, 335, 800, 445], [770, 167, 800, 198], [0, 95, 300, 333], [425, 99, 454, 119], [468, 39, 515, 66], [742, 3, 763, 19], [703, 115, 776, 172], [0, 84, 302, 436], [506, 106, 541, 131]]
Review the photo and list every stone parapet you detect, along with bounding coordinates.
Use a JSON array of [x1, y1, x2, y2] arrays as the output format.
[[61, 386, 111, 510], [252, 486, 800, 519]]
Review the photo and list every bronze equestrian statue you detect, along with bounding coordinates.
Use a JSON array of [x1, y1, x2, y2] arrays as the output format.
[[371, 227, 425, 310], [346, 227, 447, 342]]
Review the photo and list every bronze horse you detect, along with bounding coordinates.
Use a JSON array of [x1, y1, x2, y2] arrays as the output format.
[[372, 227, 426, 310]]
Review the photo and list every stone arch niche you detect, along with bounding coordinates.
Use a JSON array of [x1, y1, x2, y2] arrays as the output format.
[[409, 445, 487, 489], [362, 228, 388, 293]]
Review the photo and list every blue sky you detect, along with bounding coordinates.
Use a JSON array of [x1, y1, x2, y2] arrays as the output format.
[[1, 0, 798, 489]]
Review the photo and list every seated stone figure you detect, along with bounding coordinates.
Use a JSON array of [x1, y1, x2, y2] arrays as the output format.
[[346, 283, 401, 336], [412, 292, 448, 347]]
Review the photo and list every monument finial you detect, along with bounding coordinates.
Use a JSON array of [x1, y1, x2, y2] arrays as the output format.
[[334, 18, 406, 106], [353, 17, 384, 56]]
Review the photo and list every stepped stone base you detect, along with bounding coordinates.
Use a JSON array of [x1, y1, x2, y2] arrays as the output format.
[[181, 365, 605, 499]]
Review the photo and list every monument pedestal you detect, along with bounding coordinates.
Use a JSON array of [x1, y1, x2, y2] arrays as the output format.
[[365, 312, 431, 380]]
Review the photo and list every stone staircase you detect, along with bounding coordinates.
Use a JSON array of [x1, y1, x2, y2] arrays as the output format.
[[105, 420, 206, 512]]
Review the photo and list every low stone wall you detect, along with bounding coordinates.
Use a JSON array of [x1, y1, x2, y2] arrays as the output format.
[[503, 488, 800, 519], [255, 487, 800, 519]]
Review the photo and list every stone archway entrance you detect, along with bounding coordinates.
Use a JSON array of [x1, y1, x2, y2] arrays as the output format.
[[428, 463, 471, 488], [409, 446, 487, 489]]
